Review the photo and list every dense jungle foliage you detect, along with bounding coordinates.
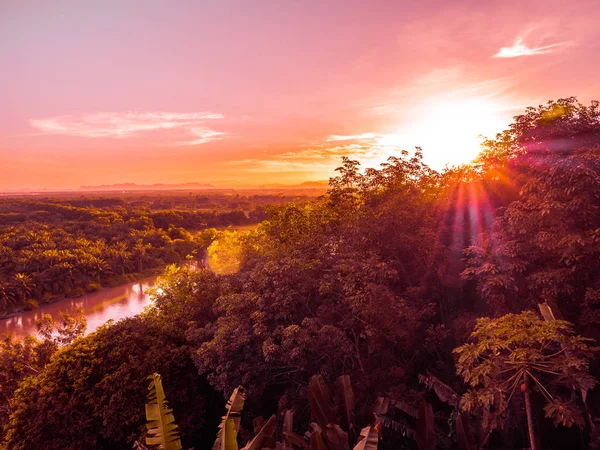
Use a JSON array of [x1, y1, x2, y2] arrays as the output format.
[[1, 98, 600, 449], [0, 192, 305, 315]]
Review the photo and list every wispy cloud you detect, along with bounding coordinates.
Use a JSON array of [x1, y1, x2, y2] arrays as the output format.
[[172, 128, 226, 146], [228, 134, 408, 175], [228, 145, 366, 173], [327, 132, 379, 142], [493, 38, 569, 58], [29, 111, 226, 145]]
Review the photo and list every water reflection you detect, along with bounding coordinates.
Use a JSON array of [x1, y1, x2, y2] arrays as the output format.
[[0, 277, 157, 339]]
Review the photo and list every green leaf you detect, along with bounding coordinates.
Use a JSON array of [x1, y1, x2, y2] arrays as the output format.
[[242, 414, 276, 450], [309, 427, 328, 450], [283, 410, 306, 448], [419, 372, 459, 406], [308, 375, 336, 429], [213, 386, 246, 450], [416, 401, 436, 450], [335, 375, 355, 433], [145, 373, 182, 450], [323, 424, 350, 450], [352, 426, 379, 450], [543, 399, 585, 429], [375, 415, 415, 438]]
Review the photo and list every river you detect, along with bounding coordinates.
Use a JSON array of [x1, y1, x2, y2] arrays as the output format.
[[0, 276, 158, 339]]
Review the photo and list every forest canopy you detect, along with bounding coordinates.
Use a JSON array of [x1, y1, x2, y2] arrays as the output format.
[[1, 98, 600, 450], [0, 192, 307, 315]]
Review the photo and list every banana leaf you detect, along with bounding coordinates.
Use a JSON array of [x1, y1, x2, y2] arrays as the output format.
[[145, 373, 182, 450]]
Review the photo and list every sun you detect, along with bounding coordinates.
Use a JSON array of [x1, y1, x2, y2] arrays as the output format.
[[378, 98, 511, 169]]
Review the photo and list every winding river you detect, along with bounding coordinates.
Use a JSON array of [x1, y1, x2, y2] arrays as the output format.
[[0, 276, 158, 339]]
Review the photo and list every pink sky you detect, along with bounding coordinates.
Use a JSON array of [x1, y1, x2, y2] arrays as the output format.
[[1, 0, 599, 189]]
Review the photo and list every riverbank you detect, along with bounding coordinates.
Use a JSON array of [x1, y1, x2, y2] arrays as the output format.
[[0, 267, 164, 320], [0, 275, 161, 339]]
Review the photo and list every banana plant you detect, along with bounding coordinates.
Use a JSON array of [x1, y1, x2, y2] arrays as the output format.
[[418, 372, 489, 449], [415, 402, 436, 450], [375, 398, 437, 450], [141, 374, 376, 450], [307, 375, 350, 450], [309, 423, 329, 450], [308, 375, 337, 429], [373, 396, 417, 438], [305, 374, 381, 450], [335, 375, 355, 439], [242, 414, 277, 450], [213, 386, 246, 450], [282, 410, 305, 448], [145, 373, 182, 450], [352, 426, 379, 450]]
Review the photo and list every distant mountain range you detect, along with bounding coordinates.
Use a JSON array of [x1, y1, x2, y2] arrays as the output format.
[[250, 180, 329, 189], [77, 180, 329, 191], [78, 182, 215, 191]]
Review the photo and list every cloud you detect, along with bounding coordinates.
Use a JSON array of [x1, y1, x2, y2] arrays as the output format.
[[327, 132, 379, 142], [172, 128, 227, 146], [493, 38, 568, 58], [29, 111, 225, 145], [228, 134, 409, 175]]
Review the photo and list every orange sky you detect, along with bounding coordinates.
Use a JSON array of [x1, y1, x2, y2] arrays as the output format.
[[1, 0, 599, 190]]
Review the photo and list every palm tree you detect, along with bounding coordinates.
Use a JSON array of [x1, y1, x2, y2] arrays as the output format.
[[111, 242, 131, 276], [0, 279, 14, 310], [43, 262, 75, 294], [11, 273, 34, 305], [132, 240, 151, 272], [84, 255, 109, 283], [0, 245, 13, 274], [33, 270, 53, 298]]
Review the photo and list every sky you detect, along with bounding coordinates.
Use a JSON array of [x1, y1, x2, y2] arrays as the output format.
[[1, 0, 599, 190]]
